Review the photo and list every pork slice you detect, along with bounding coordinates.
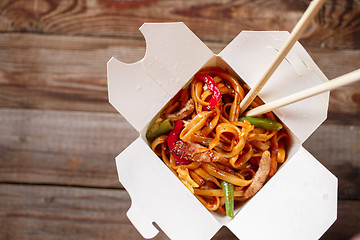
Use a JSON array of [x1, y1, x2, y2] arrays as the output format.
[[171, 140, 224, 163], [243, 150, 271, 199], [165, 99, 195, 121]]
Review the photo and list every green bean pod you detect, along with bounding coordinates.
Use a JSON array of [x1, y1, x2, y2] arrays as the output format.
[[221, 180, 234, 218], [146, 118, 175, 141], [239, 116, 282, 131]]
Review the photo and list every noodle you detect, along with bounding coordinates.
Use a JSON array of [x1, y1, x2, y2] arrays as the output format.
[[147, 67, 289, 215]]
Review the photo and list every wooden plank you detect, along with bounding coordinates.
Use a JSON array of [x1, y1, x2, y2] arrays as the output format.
[[0, 0, 359, 49], [304, 122, 360, 201], [0, 33, 359, 120], [0, 108, 138, 188], [0, 184, 359, 240], [1, 108, 359, 200], [0, 32, 146, 113], [0, 183, 168, 240]]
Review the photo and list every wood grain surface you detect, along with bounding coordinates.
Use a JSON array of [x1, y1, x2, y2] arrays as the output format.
[[0, 0, 359, 239], [1, 0, 359, 49]]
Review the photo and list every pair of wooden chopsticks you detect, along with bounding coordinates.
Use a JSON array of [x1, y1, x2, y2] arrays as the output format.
[[240, 0, 360, 117]]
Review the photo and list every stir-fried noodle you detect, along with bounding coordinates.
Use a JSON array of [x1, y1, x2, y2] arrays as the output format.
[[147, 66, 288, 217]]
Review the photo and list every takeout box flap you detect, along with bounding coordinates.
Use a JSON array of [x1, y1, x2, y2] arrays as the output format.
[[140, 22, 214, 98], [107, 22, 213, 132], [116, 137, 222, 240], [219, 31, 329, 143], [226, 146, 338, 240], [107, 57, 169, 132]]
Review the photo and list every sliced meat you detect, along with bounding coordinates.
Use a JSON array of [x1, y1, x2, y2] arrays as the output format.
[[242, 150, 271, 199], [171, 140, 224, 163], [165, 99, 195, 121]]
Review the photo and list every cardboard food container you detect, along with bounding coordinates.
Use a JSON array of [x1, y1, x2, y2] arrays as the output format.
[[107, 22, 337, 240]]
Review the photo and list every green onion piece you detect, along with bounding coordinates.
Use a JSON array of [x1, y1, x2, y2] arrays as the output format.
[[146, 118, 175, 141], [221, 180, 234, 218], [239, 116, 282, 131]]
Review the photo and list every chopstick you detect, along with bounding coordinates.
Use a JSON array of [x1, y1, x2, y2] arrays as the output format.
[[239, 0, 327, 114], [244, 69, 360, 117]]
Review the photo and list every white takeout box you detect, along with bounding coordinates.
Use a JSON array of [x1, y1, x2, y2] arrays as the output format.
[[107, 22, 337, 240]]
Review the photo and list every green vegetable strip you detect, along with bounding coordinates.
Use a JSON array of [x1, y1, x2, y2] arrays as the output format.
[[146, 118, 175, 141], [221, 180, 234, 218], [239, 116, 282, 131]]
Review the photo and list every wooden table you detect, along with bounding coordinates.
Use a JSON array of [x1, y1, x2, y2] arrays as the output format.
[[0, 0, 359, 239]]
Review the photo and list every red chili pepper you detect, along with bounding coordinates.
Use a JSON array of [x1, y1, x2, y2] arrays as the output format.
[[194, 72, 221, 110], [167, 121, 183, 150], [167, 121, 192, 165]]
